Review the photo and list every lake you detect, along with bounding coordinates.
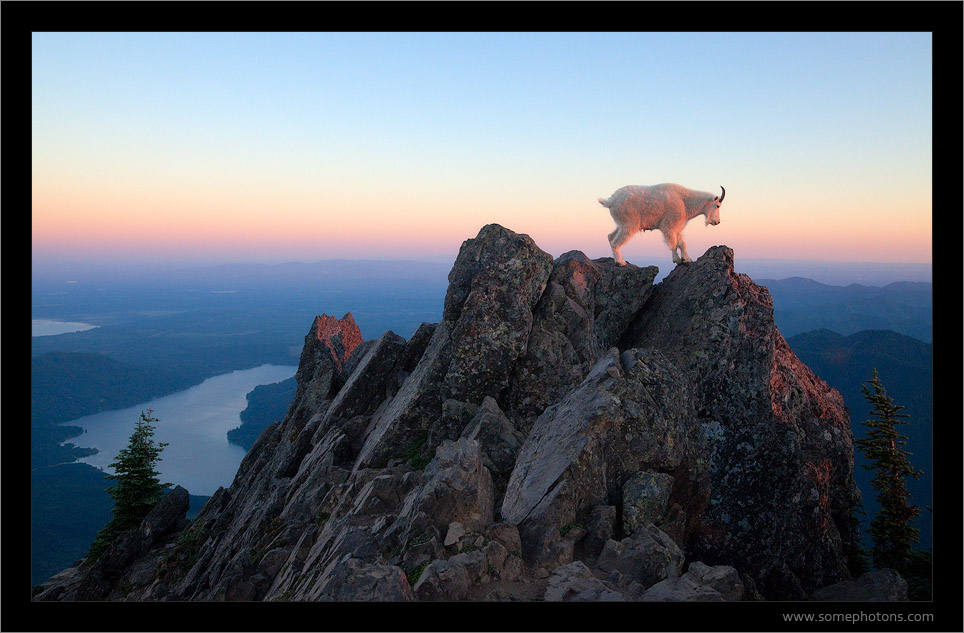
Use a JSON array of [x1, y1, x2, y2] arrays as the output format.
[[32, 319, 99, 336], [61, 364, 297, 496]]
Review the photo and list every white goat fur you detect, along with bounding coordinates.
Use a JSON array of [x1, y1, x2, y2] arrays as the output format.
[[598, 183, 724, 266]]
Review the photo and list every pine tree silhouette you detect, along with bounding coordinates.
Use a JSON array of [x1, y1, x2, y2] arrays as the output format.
[[87, 409, 171, 560], [854, 369, 922, 574]]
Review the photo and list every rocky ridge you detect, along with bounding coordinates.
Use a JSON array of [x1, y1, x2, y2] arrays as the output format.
[[34, 223, 888, 602]]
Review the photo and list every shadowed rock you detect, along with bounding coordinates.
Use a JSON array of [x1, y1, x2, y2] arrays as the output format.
[[34, 227, 863, 603]]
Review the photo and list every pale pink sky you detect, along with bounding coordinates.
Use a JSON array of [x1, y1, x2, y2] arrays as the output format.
[[32, 32, 933, 266]]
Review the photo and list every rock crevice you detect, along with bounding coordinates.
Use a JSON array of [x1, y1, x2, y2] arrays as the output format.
[[33, 224, 869, 603]]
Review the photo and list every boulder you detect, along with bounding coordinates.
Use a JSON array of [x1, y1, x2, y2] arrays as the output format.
[[307, 557, 414, 601], [389, 438, 495, 544], [544, 561, 624, 602], [502, 251, 657, 425], [583, 505, 617, 558], [809, 568, 908, 601], [460, 396, 525, 479], [622, 471, 674, 535], [596, 525, 685, 589], [441, 223, 553, 405], [642, 561, 744, 601]]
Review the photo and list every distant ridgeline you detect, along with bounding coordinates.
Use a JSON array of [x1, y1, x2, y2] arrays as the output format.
[[760, 277, 931, 342], [35, 224, 926, 604], [787, 329, 933, 549]]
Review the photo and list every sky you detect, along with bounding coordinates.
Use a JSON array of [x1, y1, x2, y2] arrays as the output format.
[[31, 32, 933, 269]]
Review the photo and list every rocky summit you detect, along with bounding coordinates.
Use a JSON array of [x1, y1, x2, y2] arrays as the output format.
[[34, 223, 875, 602]]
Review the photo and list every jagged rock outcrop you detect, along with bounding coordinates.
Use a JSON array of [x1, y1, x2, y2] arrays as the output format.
[[34, 223, 870, 602], [621, 247, 860, 598], [32, 486, 190, 601]]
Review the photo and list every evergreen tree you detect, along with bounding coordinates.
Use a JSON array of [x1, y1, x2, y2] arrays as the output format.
[[87, 409, 171, 560], [853, 369, 922, 574], [846, 506, 871, 577]]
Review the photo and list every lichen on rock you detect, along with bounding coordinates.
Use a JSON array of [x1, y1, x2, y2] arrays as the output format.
[[34, 225, 869, 604]]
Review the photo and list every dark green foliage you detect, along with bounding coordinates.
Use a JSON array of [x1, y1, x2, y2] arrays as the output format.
[[787, 329, 932, 549], [854, 369, 922, 575], [404, 435, 434, 470], [31, 464, 209, 586], [846, 506, 871, 577], [31, 422, 99, 470], [228, 377, 297, 450], [30, 352, 185, 469], [406, 560, 430, 585], [87, 410, 171, 560], [902, 548, 932, 601], [30, 352, 185, 429]]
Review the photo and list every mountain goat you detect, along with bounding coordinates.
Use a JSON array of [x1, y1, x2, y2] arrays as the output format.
[[598, 183, 724, 266]]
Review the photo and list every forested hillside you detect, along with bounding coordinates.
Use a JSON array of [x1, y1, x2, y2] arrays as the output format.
[[30, 352, 188, 468], [228, 377, 297, 450], [786, 329, 933, 548]]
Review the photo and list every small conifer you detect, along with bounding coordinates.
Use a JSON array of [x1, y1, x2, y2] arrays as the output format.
[[853, 369, 922, 574], [87, 409, 171, 560]]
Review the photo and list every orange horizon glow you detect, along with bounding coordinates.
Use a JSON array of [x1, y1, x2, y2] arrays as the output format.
[[32, 145, 932, 266], [31, 32, 933, 267], [31, 212, 933, 266]]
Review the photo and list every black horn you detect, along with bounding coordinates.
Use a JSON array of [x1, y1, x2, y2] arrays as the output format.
[[719, 186, 725, 203]]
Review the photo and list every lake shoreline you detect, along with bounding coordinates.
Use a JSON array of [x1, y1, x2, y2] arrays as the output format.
[[32, 319, 100, 337], [58, 364, 297, 496]]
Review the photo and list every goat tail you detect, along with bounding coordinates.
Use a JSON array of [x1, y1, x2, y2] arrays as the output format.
[[597, 197, 611, 208]]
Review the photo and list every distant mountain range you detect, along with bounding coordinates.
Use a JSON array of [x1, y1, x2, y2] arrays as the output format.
[[735, 258, 930, 286], [760, 278, 931, 342]]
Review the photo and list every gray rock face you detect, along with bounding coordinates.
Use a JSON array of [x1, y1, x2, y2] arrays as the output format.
[[286, 312, 364, 429], [34, 225, 863, 603], [460, 396, 526, 482], [545, 561, 625, 601], [622, 246, 859, 598], [809, 568, 908, 602], [622, 472, 674, 535], [500, 347, 697, 568], [441, 223, 554, 405], [503, 250, 657, 427]]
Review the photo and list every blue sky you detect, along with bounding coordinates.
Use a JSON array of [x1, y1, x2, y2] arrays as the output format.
[[32, 31, 932, 266]]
